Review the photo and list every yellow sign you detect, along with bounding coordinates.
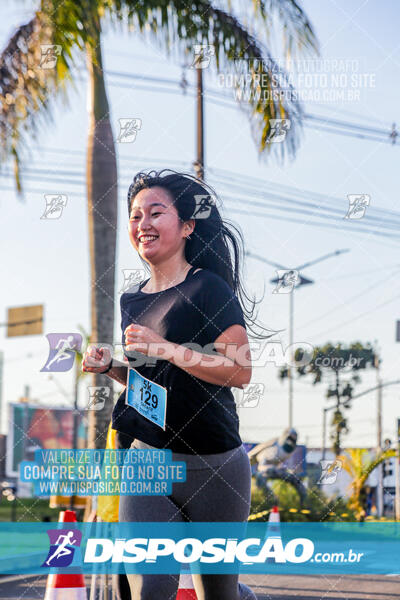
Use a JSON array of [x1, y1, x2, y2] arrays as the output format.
[[7, 305, 43, 337]]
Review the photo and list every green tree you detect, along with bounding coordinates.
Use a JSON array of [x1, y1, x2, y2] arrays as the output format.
[[280, 342, 376, 455], [0, 1, 318, 450], [250, 478, 356, 522], [338, 447, 397, 521]]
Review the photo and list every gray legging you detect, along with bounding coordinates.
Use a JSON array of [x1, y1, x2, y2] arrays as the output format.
[[119, 440, 257, 600]]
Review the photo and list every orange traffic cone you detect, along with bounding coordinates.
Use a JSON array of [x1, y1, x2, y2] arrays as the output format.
[[44, 510, 87, 600], [176, 563, 197, 599]]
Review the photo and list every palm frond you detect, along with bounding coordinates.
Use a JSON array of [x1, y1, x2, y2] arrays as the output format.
[[338, 447, 397, 494], [107, 0, 308, 160], [252, 0, 319, 57], [0, 13, 59, 190], [0, 2, 94, 192]]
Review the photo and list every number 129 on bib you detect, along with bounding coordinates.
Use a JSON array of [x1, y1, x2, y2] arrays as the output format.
[[125, 367, 167, 430]]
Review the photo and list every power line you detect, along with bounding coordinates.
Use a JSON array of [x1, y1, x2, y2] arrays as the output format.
[[307, 287, 400, 338], [224, 206, 400, 243], [303, 122, 392, 144], [318, 264, 400, 281], [209, 166, 400, 222], [2, 173, 400, 244], [102, 55, 398, 138], [101, 69, 398, 145], [296, 267, 400, 332], [3, 168, 399, 245], [61, 67, 399, 145], [4, 151, 400, 232], [2, 137, 400, 244], [3, 173, 399, 242], [215, 185, 400, 233], [11, 144, 400, 225], [304, 113, 395, 140]]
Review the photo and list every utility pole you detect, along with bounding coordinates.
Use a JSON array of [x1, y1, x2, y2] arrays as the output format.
[[375, 352, 383, 517], [322, 407, 328, 462], [395, 418, 400, 521], [395, 323, 400, 520], [21, 385, 30, 467], [288, 291, 294, 428], [0, 351, 3, 435], [333, 369, 341, 455], [194, 68, 205, 180]]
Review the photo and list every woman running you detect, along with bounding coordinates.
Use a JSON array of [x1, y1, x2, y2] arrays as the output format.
[[83, 170, 270, 600]]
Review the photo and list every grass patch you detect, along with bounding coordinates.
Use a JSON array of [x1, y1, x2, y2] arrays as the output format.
[[0, 498, 67, 522]]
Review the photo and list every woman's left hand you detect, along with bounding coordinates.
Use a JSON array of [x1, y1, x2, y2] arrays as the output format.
[[124, 323, 168, 357]]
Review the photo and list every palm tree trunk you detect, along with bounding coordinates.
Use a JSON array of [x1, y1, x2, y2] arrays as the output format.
[[86, 24, 117, 451]]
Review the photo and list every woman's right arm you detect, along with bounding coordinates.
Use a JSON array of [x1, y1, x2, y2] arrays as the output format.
[[102, 360, 128, 386], [82, 346, 128, 387]]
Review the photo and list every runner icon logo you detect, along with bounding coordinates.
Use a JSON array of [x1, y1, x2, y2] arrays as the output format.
[[42, 529, 82, 567], [41, 194, 67, 219], [39, 45, 62, 69], [191, 195, 218, 219], [267, 119, 291, 143], [116, 118, 142, 143], [236, 383, 265, 408], [344, 194, 370, 219], [272, 269, 299, 294], [40, 333, 82, 372], [87, 386, 111, 411], [120, 269, 146, 293], [318, 459, 342, 485], [190, 45, 215, 69]]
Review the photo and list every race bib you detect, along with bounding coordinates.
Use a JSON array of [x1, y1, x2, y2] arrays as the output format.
[[125, 367, 167, 430]]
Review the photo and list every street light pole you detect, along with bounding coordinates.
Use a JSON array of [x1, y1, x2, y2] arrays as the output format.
[[194, 68, 205, 180], [245, 249, 349, 429], [375, 354, 384, 517], [289, 290, 294, 428], [395, 418, 400, 521]]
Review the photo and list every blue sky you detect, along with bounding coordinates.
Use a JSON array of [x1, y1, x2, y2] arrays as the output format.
[[1, 0, 400, 449]]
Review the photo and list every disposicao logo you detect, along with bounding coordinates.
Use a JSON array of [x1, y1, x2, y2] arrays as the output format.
[[83, 536, 315, 564], [42, 529, 83, 567]]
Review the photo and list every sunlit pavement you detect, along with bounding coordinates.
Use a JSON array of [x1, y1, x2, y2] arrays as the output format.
[[1, 574, 400, 599]]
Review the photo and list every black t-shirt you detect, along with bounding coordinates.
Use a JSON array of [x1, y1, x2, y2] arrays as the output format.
[[111, 266, 247, 454]]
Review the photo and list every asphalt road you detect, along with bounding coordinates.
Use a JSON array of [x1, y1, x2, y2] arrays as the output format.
[[242, 574, 400, 599], [1, 574, 400, 599]]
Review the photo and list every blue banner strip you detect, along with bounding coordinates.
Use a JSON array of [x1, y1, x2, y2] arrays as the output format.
[[0, 522, 399, 575]]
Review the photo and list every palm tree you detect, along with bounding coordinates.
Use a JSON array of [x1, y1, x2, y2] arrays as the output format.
[[338, 447, 397, 520], [0, 1, 318, 450]]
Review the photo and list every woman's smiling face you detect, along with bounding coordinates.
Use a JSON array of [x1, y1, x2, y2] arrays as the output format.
[[128, 186, 186, 263]]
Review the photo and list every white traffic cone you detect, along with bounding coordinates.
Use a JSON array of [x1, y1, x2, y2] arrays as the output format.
[[265, 505, 281, 565], [176, 563, 197, 599], [267, 505, 281, 537], [44, 510, 87, 600]]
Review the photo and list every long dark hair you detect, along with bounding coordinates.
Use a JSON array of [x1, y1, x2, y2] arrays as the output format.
[[127, 169, 274, 340]]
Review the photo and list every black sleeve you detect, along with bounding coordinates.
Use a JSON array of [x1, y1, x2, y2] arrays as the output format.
[[200, 275, 246, 343]]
